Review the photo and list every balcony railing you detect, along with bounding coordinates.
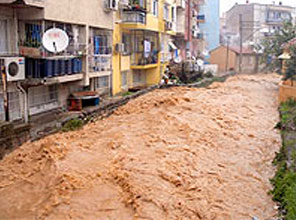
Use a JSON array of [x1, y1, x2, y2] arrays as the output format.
[[122, 10, 146, 24]]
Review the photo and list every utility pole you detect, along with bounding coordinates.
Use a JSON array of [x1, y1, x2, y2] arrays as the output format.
[[1, 64, 9, 121], [225, 36, 230, 72], [239, 14, 243, 73]]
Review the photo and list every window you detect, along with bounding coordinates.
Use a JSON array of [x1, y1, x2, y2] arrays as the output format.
[[0, 20, 8, 54], [121, 71, 128, 88], [94, 76, 110, 89], [122, 33, 131, 55], [131, 30, 159, 66], [152, 0, 158, 17], [28, 85, 58, 108], [163, 4, 169, 21], [89, 27, 112, 72], [171, 6, 176, 22], [133, 71, 146, 85]]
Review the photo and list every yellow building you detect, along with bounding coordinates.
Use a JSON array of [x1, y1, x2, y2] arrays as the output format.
[[112, 0, 177, 95]]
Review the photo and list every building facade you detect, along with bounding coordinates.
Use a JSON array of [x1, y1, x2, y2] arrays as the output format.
[[224, 2, 296, 46], [198, 0, 220, 54], [0, 0, 113, 122], [0, 0, 206, 122]]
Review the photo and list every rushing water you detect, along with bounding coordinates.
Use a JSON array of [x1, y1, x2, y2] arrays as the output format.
[[0, 74, 281, 219]]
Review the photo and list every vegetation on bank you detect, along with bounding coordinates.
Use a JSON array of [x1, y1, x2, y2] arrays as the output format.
[[271, 99, 296, 220]]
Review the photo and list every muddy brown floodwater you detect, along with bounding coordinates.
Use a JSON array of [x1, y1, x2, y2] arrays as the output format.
[[0, 74, 281, 220]]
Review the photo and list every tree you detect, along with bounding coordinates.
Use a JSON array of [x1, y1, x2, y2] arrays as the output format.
[[261, 22, 296, 73], [283, 45, 296, 84]]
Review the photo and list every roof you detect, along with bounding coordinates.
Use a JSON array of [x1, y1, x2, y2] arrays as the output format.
[[210, 45, 255, 55], [227, 3, 294, 14], [0, 0, 44, 8]]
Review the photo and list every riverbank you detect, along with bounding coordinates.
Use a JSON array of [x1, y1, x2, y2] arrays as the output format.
[[271, 99, 296, 220]]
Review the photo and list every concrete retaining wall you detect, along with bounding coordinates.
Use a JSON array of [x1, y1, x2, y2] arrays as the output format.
[[279, 81, 296, 103], [0, 122, 30, 159]]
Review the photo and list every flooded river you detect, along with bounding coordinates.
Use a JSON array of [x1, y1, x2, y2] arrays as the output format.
[[0, 74, 281, 219]]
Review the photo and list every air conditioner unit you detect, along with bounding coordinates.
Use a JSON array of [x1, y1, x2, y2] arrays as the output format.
[[0, 57, 25, 82], [105, 0, 118, 11], [166, 21, 173, 30]]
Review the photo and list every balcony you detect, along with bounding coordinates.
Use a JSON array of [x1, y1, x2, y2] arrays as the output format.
[[122, 10, 147, 25], [24, 56, 84, 85]]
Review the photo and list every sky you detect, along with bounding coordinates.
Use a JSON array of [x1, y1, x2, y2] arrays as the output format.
[[220, 0, 296, 15]]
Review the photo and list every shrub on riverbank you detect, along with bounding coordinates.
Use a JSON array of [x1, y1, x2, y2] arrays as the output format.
[[271, 99, 296, 220]]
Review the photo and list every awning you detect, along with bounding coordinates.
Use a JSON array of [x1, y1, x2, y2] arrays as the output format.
[[168, 42, 177, 50], [0, 0, 44, 8]]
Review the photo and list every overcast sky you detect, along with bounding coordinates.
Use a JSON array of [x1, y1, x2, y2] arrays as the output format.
[[220, 0, 296, 15]]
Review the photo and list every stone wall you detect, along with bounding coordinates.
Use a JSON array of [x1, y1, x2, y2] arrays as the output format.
[[0, 122, 30, 159]]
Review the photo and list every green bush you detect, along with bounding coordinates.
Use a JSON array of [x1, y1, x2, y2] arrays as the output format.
[[285, 182, 296, 220], [62, 119, 84, 132]]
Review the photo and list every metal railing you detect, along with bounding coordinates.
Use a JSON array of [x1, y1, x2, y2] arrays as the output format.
[[122, 11, 146, 24]]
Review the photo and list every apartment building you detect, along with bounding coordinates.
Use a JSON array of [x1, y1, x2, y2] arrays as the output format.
[[172, 0, 205, 60], [0, 0, 113, 122], [199, 0, 220, 54], [112, 0, 178, 95], [224, 2, 296, 46]]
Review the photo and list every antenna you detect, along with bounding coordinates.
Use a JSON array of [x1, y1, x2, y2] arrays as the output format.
[[42, 28, 69, 53]]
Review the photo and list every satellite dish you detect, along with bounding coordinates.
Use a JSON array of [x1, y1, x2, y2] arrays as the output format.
[[42, 28, 69, 53]]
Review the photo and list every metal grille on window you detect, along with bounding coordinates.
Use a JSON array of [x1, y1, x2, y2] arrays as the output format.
[[133, 70, 146, 86], [8, 91, 21, 121], [121, 71, 128, 89], [28, 85, 58, 108], [94, 76, 110, 90], [0, 20, 8, 55], [89, 28, 112, 73]]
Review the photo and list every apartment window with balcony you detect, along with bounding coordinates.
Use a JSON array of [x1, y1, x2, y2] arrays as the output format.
[[131, 30, 159, 66], [152, 0, 158, 17], [163, 4, 169, 21]]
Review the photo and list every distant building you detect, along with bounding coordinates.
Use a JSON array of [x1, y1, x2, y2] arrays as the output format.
[[210, 45, 259, 73], [224, 2, 296, 46], [198, 0, 220, 55]]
